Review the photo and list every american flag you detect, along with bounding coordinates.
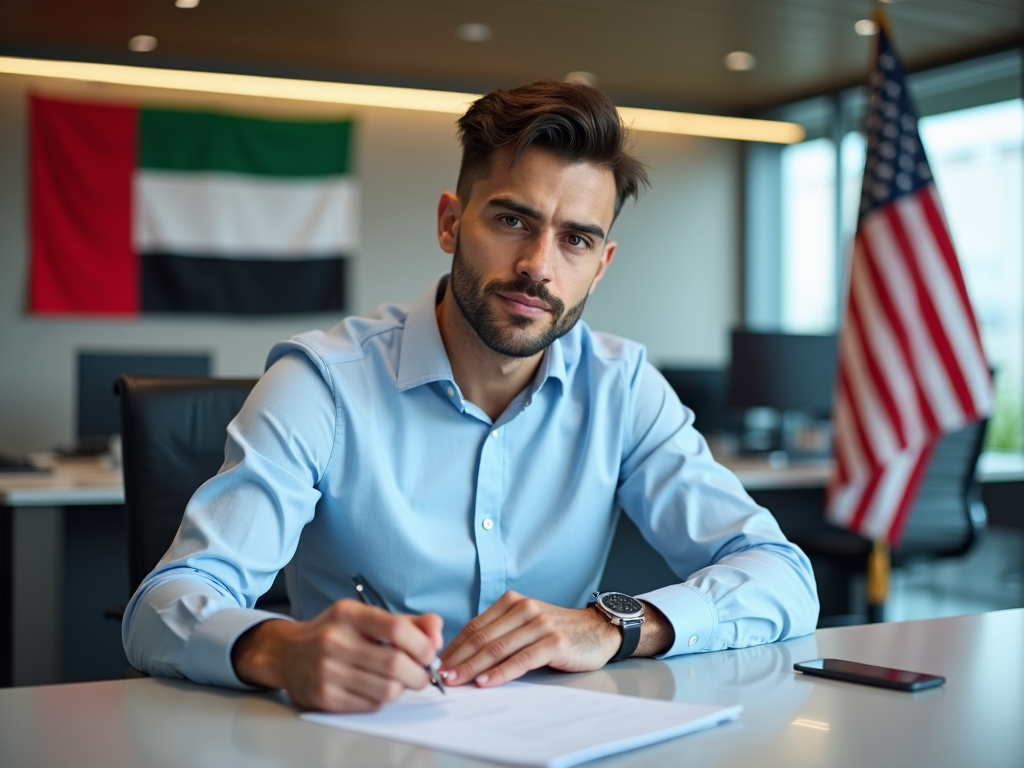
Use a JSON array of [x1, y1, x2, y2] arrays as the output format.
[[826, 23, 993, 546]]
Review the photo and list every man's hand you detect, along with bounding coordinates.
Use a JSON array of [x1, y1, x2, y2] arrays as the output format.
[[437, 591, 623, 688], [231, 600, 443, 712]]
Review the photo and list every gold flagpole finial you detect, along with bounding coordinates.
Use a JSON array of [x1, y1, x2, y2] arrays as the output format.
[[873, 3, 894, 37]]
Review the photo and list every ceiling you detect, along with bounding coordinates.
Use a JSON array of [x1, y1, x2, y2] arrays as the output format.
[[1, 0, 1021, 113]]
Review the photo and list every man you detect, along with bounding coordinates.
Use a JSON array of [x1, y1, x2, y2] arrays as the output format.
[[123, 81, 818, 713]]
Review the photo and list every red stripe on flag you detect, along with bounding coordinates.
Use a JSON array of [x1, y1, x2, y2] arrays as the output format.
[[838, 364, 877, 470], [882, 204, 974, 418], [918, 188, 986, 358], [848, 287, 906, 450], [860, 227, 939, 435], [847, 465, 885, 533], [30, 96, 138, 314], [886, 444, 934, 548]]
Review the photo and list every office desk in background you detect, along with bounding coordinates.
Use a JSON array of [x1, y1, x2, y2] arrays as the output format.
[[2, 608, 1021, 768], [0, 456, 123, 687]]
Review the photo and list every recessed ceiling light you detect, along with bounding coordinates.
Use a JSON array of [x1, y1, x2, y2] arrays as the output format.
[[175, 0, 200, 8], [724, 51, 756, 71], [456, 23, 492, 43], [855, 19, 879, 36], [128, 35, 158, 52], [565, 71, 598, 87]]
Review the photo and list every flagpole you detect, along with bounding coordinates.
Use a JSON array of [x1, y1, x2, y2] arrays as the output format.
[[866, 539, 890, 623]]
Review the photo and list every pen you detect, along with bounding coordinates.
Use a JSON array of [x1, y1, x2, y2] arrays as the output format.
[[352, 574, 446, 695]]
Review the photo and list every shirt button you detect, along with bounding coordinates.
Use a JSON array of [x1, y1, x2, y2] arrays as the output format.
[[482, 518, 494, 531], [447, 386, 455, 397], [688, 635, 698, 647], [491, 429, 500, 438]]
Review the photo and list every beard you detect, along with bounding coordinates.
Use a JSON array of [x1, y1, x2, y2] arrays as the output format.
[[449, 239, 590, 359]]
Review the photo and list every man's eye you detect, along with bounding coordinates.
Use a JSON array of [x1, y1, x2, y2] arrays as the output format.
[[500, 215, 523, 228], [567, 235, 589, 248]]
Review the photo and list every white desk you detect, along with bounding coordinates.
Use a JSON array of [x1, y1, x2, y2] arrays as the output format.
[[1, 608, 1020, 768]]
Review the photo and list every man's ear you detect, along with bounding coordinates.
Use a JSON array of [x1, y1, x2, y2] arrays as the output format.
[[588, 241, 617, 295], [437, 191, 462, 255]]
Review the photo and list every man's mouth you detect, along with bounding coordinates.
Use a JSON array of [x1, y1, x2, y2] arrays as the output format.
[[495, 291, 551, 314]]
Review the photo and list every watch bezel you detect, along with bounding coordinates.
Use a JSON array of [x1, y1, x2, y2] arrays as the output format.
[[594, 591, 645, 620]]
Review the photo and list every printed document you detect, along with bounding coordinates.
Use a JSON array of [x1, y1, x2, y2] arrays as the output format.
[[302, 681, 741, 768]]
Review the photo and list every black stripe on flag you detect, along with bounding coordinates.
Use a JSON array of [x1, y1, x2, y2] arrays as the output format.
[[141, 253, 348, 314]]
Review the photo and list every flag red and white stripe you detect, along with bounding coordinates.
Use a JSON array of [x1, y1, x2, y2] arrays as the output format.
[[826, 25, 992, 545]]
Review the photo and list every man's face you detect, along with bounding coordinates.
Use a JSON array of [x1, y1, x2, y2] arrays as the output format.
[[438, 147, 618, 359]]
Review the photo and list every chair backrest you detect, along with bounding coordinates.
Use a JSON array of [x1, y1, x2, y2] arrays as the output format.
[[115, 375, 259, 593], [78, 351, 211, 450], [897, 420, 989, 561]]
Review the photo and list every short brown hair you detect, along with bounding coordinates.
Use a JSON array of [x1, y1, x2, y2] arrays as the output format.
[[456, 80, 649, 219]]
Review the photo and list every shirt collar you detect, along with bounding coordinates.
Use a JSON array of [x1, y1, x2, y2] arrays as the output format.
[[396, 275, 454, 392], [396, 273, 570, 394]]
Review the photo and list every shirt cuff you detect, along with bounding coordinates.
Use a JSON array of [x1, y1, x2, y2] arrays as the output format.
[[187, 607, 292, 689], [635, 582, 717, 658]]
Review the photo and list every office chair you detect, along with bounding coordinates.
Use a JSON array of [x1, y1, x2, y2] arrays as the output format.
[[792, 420, 989, 625], [114, 375, 290, 615]]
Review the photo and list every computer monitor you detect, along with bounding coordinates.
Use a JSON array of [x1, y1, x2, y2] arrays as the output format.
[[76, 352, 211, 449], [659, 367, 743, 436], [727, 331, 837, 416]]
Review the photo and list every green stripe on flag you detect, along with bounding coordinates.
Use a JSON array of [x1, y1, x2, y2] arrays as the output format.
[[140, 109, 352, 176]]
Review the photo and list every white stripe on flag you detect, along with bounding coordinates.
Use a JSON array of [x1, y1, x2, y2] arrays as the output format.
[[896, 192, 992, 414], [134, 171, 359, 258], [848, 243, 926, 448], [826, 470, 869, 529], [862, 211, 964, 431], [858, 446, 921, 540]]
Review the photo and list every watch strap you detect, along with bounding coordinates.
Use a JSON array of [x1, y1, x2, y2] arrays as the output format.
[[610, 617, 642, 663]]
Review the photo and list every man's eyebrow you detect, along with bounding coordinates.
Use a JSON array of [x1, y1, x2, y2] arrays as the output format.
[[486, 195, 607, 241], [486, 196, 542, 221]]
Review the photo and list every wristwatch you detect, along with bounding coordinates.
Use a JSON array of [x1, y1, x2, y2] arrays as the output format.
[[590, 591, 645, 663]]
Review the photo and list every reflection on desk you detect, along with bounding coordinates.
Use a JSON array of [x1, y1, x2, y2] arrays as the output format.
[[1, 609, 1021, 768]]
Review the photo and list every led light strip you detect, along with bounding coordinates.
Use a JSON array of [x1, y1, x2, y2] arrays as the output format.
[[0, 56, 805, 144]]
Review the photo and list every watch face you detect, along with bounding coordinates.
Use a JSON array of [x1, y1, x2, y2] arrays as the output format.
[[599, 592, 644, 618]]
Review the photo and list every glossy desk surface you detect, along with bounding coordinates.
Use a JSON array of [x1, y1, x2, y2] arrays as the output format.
[[2, 609, 1020, 768]]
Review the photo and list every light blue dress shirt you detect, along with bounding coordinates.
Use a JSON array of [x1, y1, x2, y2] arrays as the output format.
[[122, 275, 819, 689]]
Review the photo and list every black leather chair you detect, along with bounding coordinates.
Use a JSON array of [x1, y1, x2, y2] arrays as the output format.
[[792, 420, 989, 625], [115, 374, 290, 614]]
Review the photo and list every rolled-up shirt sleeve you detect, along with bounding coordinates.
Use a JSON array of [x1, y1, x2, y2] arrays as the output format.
[[121, 352, 337, 688], [616, 360, 819, 656]]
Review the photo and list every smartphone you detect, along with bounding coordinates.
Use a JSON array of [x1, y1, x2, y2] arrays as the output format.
[[793, 658, 945, 691]]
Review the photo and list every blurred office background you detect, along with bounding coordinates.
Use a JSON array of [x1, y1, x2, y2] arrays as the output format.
[[0, 1, 1021, 685]]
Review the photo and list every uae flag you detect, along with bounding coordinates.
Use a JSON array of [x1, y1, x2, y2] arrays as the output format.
[[30, 95, 356, 315]]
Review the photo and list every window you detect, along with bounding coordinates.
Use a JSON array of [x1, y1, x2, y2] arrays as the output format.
[[919, 100, 1024, 450], [780, 137, 836, 333], [747, 50, 1023, 451]]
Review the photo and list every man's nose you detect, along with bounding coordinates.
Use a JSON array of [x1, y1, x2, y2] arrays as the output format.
[[515, 232, 555, 284]]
